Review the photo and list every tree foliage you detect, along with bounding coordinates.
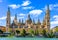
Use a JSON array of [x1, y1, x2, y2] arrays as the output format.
[[0, 30, 3, 34], [16, 30, 20, 34], [47, 31, 55, 38], [42, 29, 47, 37], [21, 29, 26, 37], [30, 29, 34, 34], [34, 29, 39, 35], [29, 29, 34, 36]]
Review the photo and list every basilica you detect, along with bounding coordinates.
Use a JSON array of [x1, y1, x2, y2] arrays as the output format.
[[6, 5, 50, 33]]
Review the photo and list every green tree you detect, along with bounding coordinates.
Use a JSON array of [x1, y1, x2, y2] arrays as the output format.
[[16, 30, 20, 35], [42, 29, 47, 37], [0, 30, 3, 34], [34, 29, 39, 36], [47, 31, 55, 38], [29, 29, 34, 36], [21, 29, 26, 37]]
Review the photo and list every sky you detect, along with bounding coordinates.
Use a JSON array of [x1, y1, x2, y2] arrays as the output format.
[[0, 0, 58, 28]]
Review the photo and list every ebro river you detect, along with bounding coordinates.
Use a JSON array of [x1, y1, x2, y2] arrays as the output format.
[[0, 37, 58, 40]]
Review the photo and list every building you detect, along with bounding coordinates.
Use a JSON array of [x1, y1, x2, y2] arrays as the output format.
[[6, 5, 50, 33], [0, 26, 6, 32]]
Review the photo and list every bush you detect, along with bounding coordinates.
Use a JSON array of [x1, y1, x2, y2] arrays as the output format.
[[29, 29, 34, 37], [16, 30, 20, 34], [47, 31, 55, 38], [21, 29, 26, 37], [34, 29, 39, 36], [42, 29, 47, 37], [0, 30, 3, 34]]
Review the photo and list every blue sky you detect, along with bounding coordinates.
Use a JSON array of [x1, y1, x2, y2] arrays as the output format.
[[0, 0, 58, 28]]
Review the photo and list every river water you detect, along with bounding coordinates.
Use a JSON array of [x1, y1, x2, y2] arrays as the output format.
[[0, 37, 58, 40]]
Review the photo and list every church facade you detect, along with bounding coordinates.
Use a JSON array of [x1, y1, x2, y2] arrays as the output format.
[[6, 5, 50, 33]]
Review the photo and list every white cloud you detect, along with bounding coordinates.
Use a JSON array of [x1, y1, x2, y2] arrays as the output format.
[[51, 20, 58, 28], [18, 13, 25, 16], [0, 16, 14, 21], [54, 4, 58, 7], [11, 16, 15, 21], [43, 5, 53, 10], [22, 6, 34, 10], [0, 21, 5, 26], [53, 15, 58, 21], [53, 15, 58, 18], [49, 4, 56, 10], [8, 4, 20, 9], [51, 21, 58, 25], [8, 1, 32, 9], [17, 16, 25, 21], [0, 16, 6, 20], [43, 4, 58, 11], [18, 17, 24, 19], [17, 13, 26, 20], [22, 0, 31, 6], [29, 10, 43, 16], [51, 15, 58, 28]]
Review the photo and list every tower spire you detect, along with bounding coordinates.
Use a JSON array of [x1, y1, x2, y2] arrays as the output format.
[[19, 19, 21, 23], [15, 14, 17, 20], [8, 7, 10, 12], [37, 18, 41, 25], [28, 14, 31, 20], [33, 18, 35, 24], [47, 5, 49, 10], [22, 19, 23, 24]]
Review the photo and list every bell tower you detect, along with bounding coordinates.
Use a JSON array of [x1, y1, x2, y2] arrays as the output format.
[[6, 7, 11, 32], [46, 5, 50, 32], [42, 5, 50, 32]]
